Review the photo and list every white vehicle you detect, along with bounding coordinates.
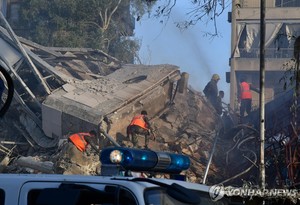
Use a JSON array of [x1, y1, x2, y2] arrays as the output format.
[[0, 174, 214, 205], [0, 147, 241, 205]]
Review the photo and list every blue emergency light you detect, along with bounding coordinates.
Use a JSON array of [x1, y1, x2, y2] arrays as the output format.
[[100, 147, 190, 174]]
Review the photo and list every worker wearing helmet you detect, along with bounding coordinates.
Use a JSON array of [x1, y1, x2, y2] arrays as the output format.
[[203, 74, 220, 111], [127, 110, 153, 148]]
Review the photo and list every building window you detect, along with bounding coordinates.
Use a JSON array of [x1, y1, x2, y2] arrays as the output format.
[[235, 23, 300, 58], [275, 0, 300, 7]]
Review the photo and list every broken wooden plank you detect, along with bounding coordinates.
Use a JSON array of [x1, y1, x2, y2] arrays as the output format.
[[0, 147, 8, 155], [0, 144, 10, 153], [18, 37, 63, 57], [47, 47, 120, 63], [0, 140, 28, 145], [24, 47, 72, 83]]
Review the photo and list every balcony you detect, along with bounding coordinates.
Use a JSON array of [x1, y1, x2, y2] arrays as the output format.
[[238, 48, 294, 59]]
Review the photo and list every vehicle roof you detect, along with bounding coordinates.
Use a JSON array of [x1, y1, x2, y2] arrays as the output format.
[[0, 173, 210, 192]]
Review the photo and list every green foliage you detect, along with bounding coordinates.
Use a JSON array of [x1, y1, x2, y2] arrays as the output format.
[[17, 0, 148, 63]]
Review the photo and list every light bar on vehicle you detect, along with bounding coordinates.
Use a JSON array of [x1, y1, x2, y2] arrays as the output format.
[[100, 147, 190, 174]]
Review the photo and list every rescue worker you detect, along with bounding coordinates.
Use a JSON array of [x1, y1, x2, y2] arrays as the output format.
[[216, 90, 224, 115], [98, 116, 113, 148], [203, 74, 220, 110], [99, 116, 112, 134], [68, 130, 99, 153], [127, 110, 153, 148], [55, 130, 100, 175], [238, 77, 253, 118]]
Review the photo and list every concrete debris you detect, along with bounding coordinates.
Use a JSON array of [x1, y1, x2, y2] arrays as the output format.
[[52, 141, 100, 175], [0, 60, 224, 183], [1, 23, 300, 204], [19, 113, 58, 148], [15, 156, 54, 174], [0, 156, 9, 172]]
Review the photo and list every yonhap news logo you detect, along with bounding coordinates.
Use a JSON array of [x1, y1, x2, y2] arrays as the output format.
[[209, 185, 300, 201], [209, 185, 225, 201]]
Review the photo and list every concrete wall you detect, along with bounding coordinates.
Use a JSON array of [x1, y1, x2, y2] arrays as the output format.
[[42, 64, 181, 140], [108, 79, 174, 141], [235, 7, 300, 21]]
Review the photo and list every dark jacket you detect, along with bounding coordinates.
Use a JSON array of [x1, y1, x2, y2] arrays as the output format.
[[203, 80, 218, 106]]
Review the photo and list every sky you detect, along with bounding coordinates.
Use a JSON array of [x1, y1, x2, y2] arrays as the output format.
[[134, 1, 232, 103]]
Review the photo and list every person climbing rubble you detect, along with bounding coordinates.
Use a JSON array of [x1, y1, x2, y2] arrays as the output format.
[[216, 90, 224, 115], [127, 110, 154, 148], [98, 116, 115, 148], [203, 74, 220, 111], [237, 77, 259, 118], [54, 130, 100, 175], [68, 130, 99, 153], [99, 116, 112, 135]]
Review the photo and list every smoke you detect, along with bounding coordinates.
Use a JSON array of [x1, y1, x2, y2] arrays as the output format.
[[135, 1, 231, 102]]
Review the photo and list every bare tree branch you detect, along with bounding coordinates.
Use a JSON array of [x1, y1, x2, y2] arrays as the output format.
[[148, 0, 230, 37], [99, 0, 122, 32]]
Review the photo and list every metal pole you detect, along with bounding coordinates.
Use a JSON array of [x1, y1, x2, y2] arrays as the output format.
[[203, 131, 219, 184], [259, 0, 266, 189], [100, 131, 120, 147]]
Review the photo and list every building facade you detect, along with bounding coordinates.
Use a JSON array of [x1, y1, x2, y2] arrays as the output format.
[[229, 0, 300, 111]]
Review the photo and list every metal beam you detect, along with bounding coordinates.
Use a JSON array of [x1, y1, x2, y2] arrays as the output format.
[[259, 0, 266, 190], [0, 11, 51, 94]]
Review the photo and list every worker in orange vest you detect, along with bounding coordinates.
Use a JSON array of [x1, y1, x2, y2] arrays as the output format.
[[238, 78, 253, 118], [55, 130, 99, 174], [127, 110, 153, 148], [68, 130, 99, 153]]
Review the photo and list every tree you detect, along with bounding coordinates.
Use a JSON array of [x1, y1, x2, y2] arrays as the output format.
[[17, 0, 148, 63], [143, 0, 229, 36]]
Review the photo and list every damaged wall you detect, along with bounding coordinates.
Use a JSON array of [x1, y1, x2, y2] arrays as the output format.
[[42, 64, 181, 139]]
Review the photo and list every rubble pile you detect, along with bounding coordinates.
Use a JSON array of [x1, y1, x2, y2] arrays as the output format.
[[0, 80, 226, 183], [148, 89, 221, 183], [0, 23, 293, 188], [0, 21, 245, 183]]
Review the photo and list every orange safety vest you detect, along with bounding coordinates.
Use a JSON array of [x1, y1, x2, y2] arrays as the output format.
[[129, 114, 149, 130], [240, 82, 252, 99], [69, 132, 91, 152]]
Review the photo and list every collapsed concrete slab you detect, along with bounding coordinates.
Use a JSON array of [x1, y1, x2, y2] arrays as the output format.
[[0, 22, 186, 147], [42, 64, 182, 139]]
